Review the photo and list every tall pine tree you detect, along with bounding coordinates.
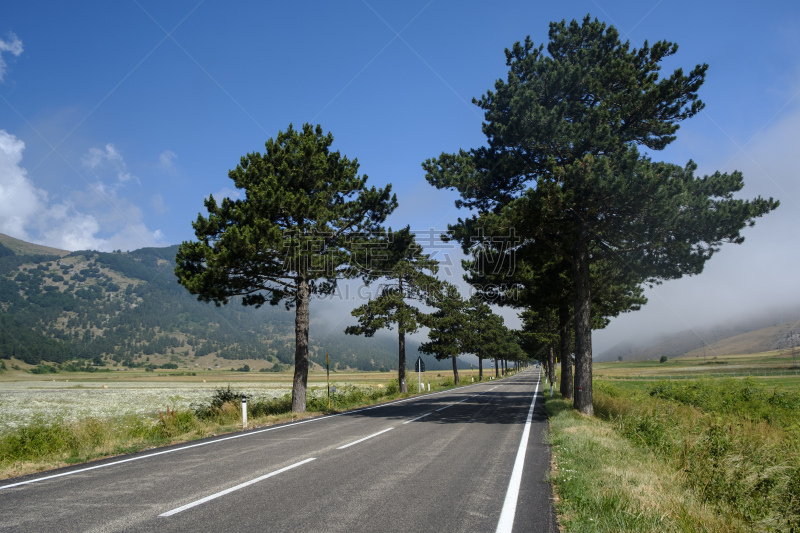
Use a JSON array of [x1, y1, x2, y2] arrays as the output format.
[[345, 227, 440, 392], [424, 17, 778, 414], [176, 124, 397, 412]]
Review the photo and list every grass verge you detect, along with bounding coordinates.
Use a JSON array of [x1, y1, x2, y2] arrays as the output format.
[[546, 379, 800, 532]]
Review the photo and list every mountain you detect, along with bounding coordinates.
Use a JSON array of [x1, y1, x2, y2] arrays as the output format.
[[0, 233, 70, 258], [596, 309, 800, 362], [0, 234, 460, 372]]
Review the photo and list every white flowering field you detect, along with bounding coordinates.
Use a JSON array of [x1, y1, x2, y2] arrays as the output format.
[[0, 381, 364, 433]]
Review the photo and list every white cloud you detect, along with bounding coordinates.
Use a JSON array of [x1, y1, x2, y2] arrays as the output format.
[[0, 130, 46, 241], [0, 32, 23, 82], [83, 144, 122, 169], [39, 203, 105, 251], [158, 150, 177, 173], [82, 143, 140, 187], [0, 130, 166, 252]]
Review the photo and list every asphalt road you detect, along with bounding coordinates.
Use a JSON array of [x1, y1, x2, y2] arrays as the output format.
[[0, 369, 558, 533]]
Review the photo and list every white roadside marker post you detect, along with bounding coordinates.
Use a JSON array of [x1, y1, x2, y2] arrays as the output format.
[[415, 356, 426, 393], [242, 395, 247, 429]]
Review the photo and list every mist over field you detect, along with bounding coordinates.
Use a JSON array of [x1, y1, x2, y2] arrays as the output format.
[[591, 98, 800, 356]]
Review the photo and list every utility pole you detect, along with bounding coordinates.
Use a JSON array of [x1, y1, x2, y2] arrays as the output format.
[[791, 331, 796, 368]]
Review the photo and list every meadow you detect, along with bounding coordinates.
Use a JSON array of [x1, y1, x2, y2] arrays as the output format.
[[0, 362, 453, 428], [0, 360, 482, 480], [595, 350, 800, 383], [547, 349, 800, 532]]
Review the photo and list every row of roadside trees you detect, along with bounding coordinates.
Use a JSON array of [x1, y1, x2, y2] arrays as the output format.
[[172, 123, 522, 412], [174, 15, 778, 414]]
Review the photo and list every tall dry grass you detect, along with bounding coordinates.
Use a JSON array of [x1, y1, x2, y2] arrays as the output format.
[[591, 381, 800, 531]]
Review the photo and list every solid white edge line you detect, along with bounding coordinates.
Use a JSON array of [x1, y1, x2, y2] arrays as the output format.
[[336, 427, 393, 449], [159, 457, 316, 517], [0, 373, 523, 491], [495, 370, 541, 533]]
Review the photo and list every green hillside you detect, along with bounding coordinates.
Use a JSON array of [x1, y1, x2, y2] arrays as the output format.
[[0, 239, 456, 372]]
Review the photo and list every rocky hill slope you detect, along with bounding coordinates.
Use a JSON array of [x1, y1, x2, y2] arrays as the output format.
[[0, 234, 457, 372]]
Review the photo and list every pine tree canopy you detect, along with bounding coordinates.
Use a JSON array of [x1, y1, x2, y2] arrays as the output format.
[[175, 123, 397, 309], [422, 15, 779, 415]]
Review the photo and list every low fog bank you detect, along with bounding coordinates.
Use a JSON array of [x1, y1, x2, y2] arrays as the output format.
[[596, 303, 800, 362]]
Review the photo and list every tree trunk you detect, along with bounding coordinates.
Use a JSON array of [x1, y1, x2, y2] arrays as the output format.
[[572, 236, 594, 416], [398, 327, 407, 393], [452, 355, 459, 385], [478, 356, 483, 381], [548, 345, 555, 384], [292, 276, 310, 413], [494, 357, 499, 378], [398, 277, 407, 393], [559, 302, 573, 401]]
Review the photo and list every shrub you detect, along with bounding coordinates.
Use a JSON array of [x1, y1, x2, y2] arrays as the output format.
[[0, 418, 77, 460], [384, 379, 399, 395], [31, 364, 58, 374], [248, 395, 292, 417], [307, 386, 371, 412], [193, 386, 243, 420], [209, 386, 241, 408], [153, 407, 199, 438], [371, 387, 388, 401]]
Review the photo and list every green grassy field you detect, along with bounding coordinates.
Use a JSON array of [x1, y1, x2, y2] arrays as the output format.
[[547, 349, 800, 532], [594, 350, 800, 386]]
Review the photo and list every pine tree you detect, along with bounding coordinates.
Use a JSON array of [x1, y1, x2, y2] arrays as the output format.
[[423, 16, 778, 414], [420, 283, 469, 385], [345, 227, 440, 392], [460, 297, 505, 381], [176, 124, 397, 412]]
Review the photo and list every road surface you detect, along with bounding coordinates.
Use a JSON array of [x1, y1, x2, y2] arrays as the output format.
[[0, 369, 558, 532]]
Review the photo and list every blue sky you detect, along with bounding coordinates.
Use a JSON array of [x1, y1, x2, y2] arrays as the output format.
[[1, 1, 799, 353]]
